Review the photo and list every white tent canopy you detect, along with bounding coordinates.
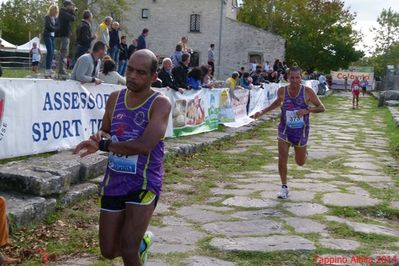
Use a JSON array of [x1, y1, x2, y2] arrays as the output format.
[[16, 37, 47, 53], [0, 37, 17, 49]]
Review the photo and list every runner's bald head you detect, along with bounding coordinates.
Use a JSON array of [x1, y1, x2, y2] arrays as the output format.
[[130, 49, 158, 74]]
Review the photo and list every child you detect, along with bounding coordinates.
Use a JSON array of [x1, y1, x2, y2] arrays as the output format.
[[30, 42, 41, 73], [351, 77, 361, 109]]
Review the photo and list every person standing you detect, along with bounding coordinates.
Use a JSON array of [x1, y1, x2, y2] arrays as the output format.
[[137, 28, 149, 50], [57, 0, 76, 75], [109, 21, 120, 66], [96, 16, 113, 52], [43, 4, 59, 74], [252, 67, 325, 199], [71, 41, 106, 84], [30, 42, 42, 73], [207, 44, 215, 77], [73, 10, 95, 65], [118, 35, 128, 76], [127, 38, 137, 59], [74, 49, 171, 265]]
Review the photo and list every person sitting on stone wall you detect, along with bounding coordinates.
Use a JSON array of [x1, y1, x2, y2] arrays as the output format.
[[0, 197, 20, 265]]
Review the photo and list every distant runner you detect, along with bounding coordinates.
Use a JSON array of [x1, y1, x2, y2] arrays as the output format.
[[252, 66, 325, 199], [351, 77, 361, 109]]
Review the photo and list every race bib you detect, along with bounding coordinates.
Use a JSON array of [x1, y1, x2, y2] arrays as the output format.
[[286, 110, 304, 129], [108, 136, 138, 174], [352, 85, 360, 91]]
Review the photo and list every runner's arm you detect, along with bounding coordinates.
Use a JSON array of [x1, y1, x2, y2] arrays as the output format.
[[73, 91, 118, 157], [251, 87, 284, 118], [306, 87, 325, 113], [108, 96, 172, 156]]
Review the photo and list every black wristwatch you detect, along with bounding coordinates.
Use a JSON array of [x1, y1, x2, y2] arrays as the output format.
[[99, 139, 112, 152]]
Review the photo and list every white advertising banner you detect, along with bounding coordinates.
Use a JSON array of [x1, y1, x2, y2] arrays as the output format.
[[0, 79, 121, 159]]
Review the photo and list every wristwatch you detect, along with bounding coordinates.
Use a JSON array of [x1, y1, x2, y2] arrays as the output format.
[[99, 138, 112, 152]]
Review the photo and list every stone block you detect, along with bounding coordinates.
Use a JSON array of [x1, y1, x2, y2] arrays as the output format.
[[59, 183, 98, 207]]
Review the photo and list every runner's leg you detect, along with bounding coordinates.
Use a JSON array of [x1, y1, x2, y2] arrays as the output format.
[[120, 201, 155, 265], [99, 210, 125, 259], [294, 145, 307, 166], [278, 139, 290, 185]]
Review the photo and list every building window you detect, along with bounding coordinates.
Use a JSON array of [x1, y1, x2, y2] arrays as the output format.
[[142, 9, 149, 19], [190, 14, 200, 32]]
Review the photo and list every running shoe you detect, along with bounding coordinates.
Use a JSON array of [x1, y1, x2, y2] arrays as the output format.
[[277, 186, 289, 199], [140, 231, 154, 265]]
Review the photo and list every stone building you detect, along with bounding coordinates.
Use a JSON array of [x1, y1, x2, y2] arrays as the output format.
[[122, 0, 285, 79]]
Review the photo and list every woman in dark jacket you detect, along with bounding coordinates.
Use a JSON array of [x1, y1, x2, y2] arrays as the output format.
[[43, 5, 59, 74]]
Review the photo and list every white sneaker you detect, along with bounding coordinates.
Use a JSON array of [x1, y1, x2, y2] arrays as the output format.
[[277, 186, 289, 199]]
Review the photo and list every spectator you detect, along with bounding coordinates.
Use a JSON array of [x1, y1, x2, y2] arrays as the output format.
[[225, 72, 241, 101], [96, 16, 112, 51], [171, 44, 183, 67], [240, 72, 254, 90], [172, 53, 190, 90], [30, 42, 41, 73], [99, 59, 126, 85], [178, 36, 191, 53], [273, 59, 280, 72], [207, 44, 215, 76], [43, 4, 59, 74], [200, 64, 214, 88], [109, 21, 120, 66], [187, 67, 203, 90], [264, 61, 270, 72], [57, 0, 76, 75], [158, 58, 183, 93], [73, 10, 95, 66], [127, 38, 137, 59], [118, 35, 128, 76], [151, 78, 163, 88], [251, 66, 266, 85], [0, 197, 20, 265], [71, 41, 106, 84], [238, 66, 245, 78], [137, 28, 148, 50], [360, 76, 369, 96]]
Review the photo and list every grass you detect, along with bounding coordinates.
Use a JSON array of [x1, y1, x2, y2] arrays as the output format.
[[1, 68, 32, 78]]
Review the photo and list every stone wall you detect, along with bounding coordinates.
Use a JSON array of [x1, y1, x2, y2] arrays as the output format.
[[120, 0, 285, 79], [220, 18, 285, 78]]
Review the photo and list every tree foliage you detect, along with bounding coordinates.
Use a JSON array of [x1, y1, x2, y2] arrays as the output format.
[[0, 0, 52, 45], [237, 0, 363, 72], [355, 8, 399, 78], [370, 8, 399, 56], [0, 0, 128, 47]]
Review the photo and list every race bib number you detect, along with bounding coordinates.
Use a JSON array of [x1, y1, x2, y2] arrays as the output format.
[[108, 153, 138, 174], [286, 110, 304, 129], [352, 85, 360, 91], [108, 135, 138, 174]]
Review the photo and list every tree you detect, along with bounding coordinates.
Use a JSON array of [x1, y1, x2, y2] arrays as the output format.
[[0, 0, 128, 52], [0, 0, 52, 45], [370, 8, 399, 55], [237, 0, 363, 72]]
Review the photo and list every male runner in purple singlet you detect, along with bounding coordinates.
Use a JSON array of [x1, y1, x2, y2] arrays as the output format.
[[74, 49, 171, 265], [252, 66, 325, 199]]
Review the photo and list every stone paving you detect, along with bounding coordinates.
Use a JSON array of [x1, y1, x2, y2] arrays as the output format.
[[14, 92, 399, 265], [139, 92, 398, 265]]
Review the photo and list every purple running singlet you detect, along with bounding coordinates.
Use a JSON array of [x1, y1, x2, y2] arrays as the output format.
[[278, 85, 310, 147], [99, 89, 164, 197]]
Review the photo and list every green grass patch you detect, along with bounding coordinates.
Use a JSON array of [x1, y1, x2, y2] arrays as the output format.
[[1, 68, 32, 78]]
